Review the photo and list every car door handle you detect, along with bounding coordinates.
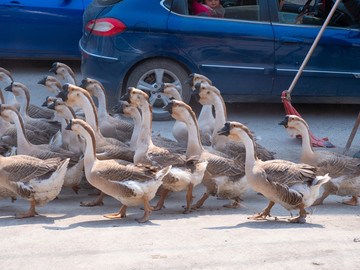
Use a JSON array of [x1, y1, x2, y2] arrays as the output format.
[[3, 1, 24, 7], [280, 37, 303, 45]]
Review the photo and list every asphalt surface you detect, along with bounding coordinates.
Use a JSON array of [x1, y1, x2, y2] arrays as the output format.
[[0, 60, 359, 270]]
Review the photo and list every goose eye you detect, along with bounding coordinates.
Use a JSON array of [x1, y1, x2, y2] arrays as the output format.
[[207, 91, 210, 94]]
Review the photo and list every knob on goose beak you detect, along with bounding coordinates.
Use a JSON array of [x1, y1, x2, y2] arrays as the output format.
[[4, 82, 13, 92], [38, 76, 47, 85], [162, 101, 174, 114], [185, 73, 194, 87], [49, 62, 58, 74], [79, 79, 88, 89], [110, 101, 126, 115], [56, 84, 69, 101], [217, 122, 231, 136], [65, 119, 73, 131], [278, 116, 289, 128]]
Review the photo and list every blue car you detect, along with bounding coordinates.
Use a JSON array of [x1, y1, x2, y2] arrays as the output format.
[[0, 0, 92, 59], [80, 0, 360, 120]]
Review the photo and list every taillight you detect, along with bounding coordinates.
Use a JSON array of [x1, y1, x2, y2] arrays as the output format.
[[85, 18, 126, 36]]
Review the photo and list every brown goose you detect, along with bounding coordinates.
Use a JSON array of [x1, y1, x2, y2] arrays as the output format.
[[218, 121, 330, 223], [0, 104, 84, 194], [80, 78, 134, 142], [279, 115, 360, 206], [38, 75, 62, 95], [163, 100, 248, 209], [193, 82, 275, 161], [0, 155, 69, 218], [121, 88, 209, 213], [66, 118, 171, 223]]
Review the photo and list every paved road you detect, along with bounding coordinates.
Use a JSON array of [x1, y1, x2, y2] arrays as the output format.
[[0, 60, 359, 269]]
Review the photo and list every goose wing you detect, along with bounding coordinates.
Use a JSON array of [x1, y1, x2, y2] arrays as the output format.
[[3, 156, 61, 183], [316, 151, 360, 177], [205, 153, 245, 177]]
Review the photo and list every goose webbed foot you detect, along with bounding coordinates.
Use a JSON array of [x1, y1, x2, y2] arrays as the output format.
[[342, 196, 359, 206], [248, 201, 274, 221], [104, 205, 127, 219], [223, 197, 242, 209], [15, 200, 38, 219], [80, 192, 105, 207], [288, 203, 307, 224]]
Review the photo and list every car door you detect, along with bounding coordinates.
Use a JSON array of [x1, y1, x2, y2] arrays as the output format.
[[167, 0, 275, 99], [270, 0, 360, 101], [0, 0, 90, 58]]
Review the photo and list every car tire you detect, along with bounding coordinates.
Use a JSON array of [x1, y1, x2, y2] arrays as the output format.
[[126, 59, 190, 121]]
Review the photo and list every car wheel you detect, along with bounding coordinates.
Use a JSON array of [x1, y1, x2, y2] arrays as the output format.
[[126, 59, 190, 121]]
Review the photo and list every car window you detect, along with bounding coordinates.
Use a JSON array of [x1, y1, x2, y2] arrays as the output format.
[[187, 0, 261, 21], [278, 0, 359, 28]]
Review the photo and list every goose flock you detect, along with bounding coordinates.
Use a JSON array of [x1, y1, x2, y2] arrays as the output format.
[[0, 62, 359, 224]]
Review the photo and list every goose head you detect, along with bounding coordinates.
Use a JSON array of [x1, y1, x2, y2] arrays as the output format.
[[120, 87, 149, 108], [57, 84, 88, 107], [42, 96, 56, 107], [66, 118, 95, 143], [0, 104, 20, 123], [48, 98, 75, 121], [110, 100, 139, 118], [185, 73, 212, 90], [279, 115, 305, 137], [0, 68, 14, 85], [4, 82, 29, 101], [218, 121, 254, 143], [38, 75, 62, 94], [193, 83, 221, 106], [159, 83, 182, 101], [80, 78, 104, 97], [49, 62, 76, 84], [163, 99, 195, 124]]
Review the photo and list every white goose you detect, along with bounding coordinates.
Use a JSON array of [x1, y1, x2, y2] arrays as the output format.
[[49, 62, 77, 86], [66, 118, 171, 223], [218, 121, 330, 223], [0, 155, 69, 218], [80, 78, 134, 142], [164, 100, 248, 209], [279, 115, 360, 206]]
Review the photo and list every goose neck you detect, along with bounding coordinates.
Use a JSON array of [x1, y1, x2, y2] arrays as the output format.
[[296, 124, 315, 162], [94, 85, 108, 119], [78, 94, 100, 132], [183, 113, 204, 156]]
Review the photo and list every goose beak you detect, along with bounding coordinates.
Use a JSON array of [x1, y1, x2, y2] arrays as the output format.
[[193, 82, 201, 95], [162, 101, 174, 114], [4, 83, 13, 92], [48, 101, 56, 110], [41, 99, 49, 107], [38, 76, 47, 85], [120, 90, 131, 102], [49, 62, 58, 74], [279, 116, 289, 128], [217, 122, 231, 136], [56, 85, 69, 101], [65, 120, 72, 131], [110, 101, 125, 115], [79, 79, 87, 89]]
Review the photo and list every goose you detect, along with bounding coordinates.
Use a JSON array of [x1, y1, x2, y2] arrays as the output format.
[[0, 67, 16, 105], [5, 82, 59, 137], [49, 62, 77, 86], [218, 121, 330, 223], [279, 115, 360, 206], [0, 104, 84, 194], [66, 118, 171, 223], [47, 98, 85, 155], [0, 155, 69, 218], [121, 88, 209, 213], [80, 78, 134, 142], [163, 100, 248, 209], [193, 82, 275, 161], [56, 84, 134, 162], [159, 83, 212, 146]]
